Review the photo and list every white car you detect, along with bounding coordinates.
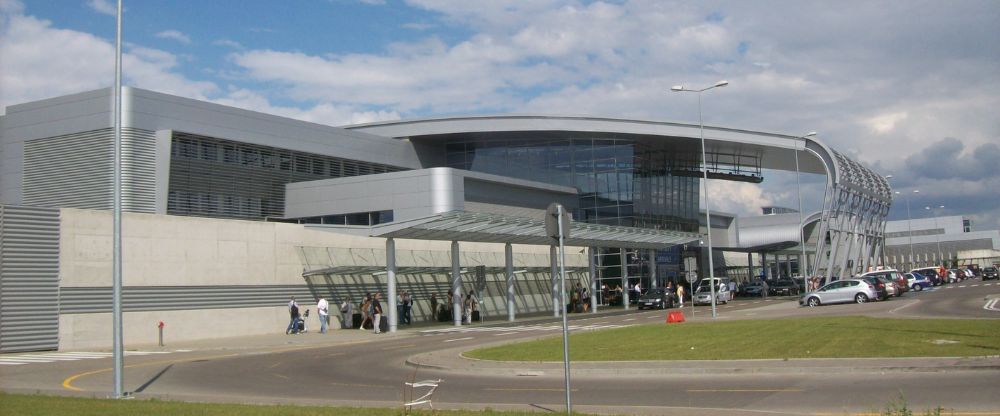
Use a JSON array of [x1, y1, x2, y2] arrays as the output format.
[[693, 285, 731, 305], [799, 279, 879, 307]]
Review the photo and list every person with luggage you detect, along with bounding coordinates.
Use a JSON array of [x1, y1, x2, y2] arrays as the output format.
[[340, 296, 353, 329], [285, 296, 299, 334], [287, 302, 302, 334]]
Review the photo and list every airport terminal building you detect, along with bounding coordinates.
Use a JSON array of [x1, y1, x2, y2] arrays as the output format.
[[0, 87, 891, 351]]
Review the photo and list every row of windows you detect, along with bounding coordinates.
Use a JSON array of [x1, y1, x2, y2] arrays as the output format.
[[168, 132, 405, 220], [171, 134, 397, 178], [296, 210, 394, 226], [167, 191, 274, 220]]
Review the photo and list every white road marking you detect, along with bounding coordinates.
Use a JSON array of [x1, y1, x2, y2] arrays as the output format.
[[984, 299, 1000, 312], [421, 323, 631, 335], [442, 337, 475, 343], [0, 350, 173, 366]]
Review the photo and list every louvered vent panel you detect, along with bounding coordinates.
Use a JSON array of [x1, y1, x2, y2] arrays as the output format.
[[0, 205, 60, 352], [23, 128, 158, 213]]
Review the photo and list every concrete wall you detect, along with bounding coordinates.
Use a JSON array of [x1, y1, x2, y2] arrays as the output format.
[[56, 208, 587, 350]]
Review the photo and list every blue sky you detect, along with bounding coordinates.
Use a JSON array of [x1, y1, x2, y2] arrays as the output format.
[[1, 0, 999, 228]]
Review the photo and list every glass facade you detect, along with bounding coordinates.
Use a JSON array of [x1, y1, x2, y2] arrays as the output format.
[[442, 134, 700, 232], [439, 132, 702, 300]]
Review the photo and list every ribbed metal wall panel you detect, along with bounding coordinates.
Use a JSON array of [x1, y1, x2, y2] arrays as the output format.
[[22, 128, 158, 213], [0, 205, 61, 352], [60, 285, 317, 314]]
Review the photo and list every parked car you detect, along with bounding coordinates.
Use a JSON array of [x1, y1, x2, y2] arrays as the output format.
[[911, 267, 943, 286], [947, 268, 965, 283], [859, 276, 890, 300], [965, 264, 982, 278], [695, 278, 733, 302], [769, 279, 800, 296], [636, 288, 674, 310], [963, 268, 975, 280], [859, 269, 907, 295], [799, 279, 879, 306], [693, 285, 730, 305], [861, 269, 910, 296], [982, 266, 998, 281], [741, 281, 765, 297], [904, 272, 931, 291]]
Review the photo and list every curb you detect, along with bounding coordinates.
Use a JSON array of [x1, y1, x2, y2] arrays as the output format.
[[406, 349, 1000, 376]]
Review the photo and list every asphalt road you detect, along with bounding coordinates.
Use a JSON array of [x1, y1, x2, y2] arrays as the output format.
[[2, 280, 998, 415]]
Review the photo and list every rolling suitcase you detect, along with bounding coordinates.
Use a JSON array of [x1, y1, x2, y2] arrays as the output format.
[[379, 316, 389, 332], [472, 310, 481, 322]]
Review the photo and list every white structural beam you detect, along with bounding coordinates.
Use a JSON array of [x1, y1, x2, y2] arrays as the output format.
[[451, 241, 462, 327], [505, 242, 515, 322], [386, 237, 397, 333]]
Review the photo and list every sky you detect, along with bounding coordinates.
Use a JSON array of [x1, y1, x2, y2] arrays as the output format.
[[1, 0, 998, 229]]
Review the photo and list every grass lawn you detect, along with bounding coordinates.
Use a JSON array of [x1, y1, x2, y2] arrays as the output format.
[[0, 393, 591, 416], [465, 316, 1000, 361]]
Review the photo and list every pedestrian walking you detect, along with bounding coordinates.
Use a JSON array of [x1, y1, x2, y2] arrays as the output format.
[[429, 293, 439, 321], [285, 296, 299, 334], [317, 298, 329, 333], [402, 291, 412, 325], [372, 293, 383, 334], [676, 284, 685, 306], [287, 301, 302, 334], [358, 293, 372, 331]]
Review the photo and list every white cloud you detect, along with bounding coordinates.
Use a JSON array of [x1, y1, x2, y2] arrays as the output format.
[[0, 8, 215, 112], [87, 0, 116, 16], [0, 0, 24, 14], [156, 29, 191, 44], [866, 111, 909, 134], [707, 180, 775, 217], [212, 39, 244, 49], [210, 87, 400, 126]]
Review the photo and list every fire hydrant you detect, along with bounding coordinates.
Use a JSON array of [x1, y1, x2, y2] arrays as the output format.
[[157, 321, 165, 346]]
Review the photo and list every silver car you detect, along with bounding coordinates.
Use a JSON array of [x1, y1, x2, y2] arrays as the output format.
[[799, 279, 879, 307]]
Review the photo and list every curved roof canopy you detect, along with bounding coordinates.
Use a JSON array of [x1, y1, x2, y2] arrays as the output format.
[[349, 115, 891, 204]]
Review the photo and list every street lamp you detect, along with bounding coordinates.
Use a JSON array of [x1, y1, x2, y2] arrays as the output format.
[[895, 189, 919, 269], [926, 205, 944, 266], [671, 80, 728, 318], [795, 132, 816, 290]]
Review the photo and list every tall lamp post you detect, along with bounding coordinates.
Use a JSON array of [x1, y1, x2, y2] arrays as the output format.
[[112, 0, 125, 399], [671, 80, 728, 319], [795, 132, 816, 290], [895, 189, 919, 269], [926, 205, 944, 266]]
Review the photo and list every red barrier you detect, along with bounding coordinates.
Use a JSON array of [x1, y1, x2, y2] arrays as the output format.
[[666, 310, 685, 323]]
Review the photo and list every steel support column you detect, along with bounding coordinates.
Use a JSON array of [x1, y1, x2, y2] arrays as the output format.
[[551, 245, 560, 317], [506, 242, 515, 322], [451, 241, 462, 327], [386, 237, 397, 333]]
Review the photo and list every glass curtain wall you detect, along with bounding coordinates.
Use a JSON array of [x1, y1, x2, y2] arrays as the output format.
[[443, 133, 700, 304]]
